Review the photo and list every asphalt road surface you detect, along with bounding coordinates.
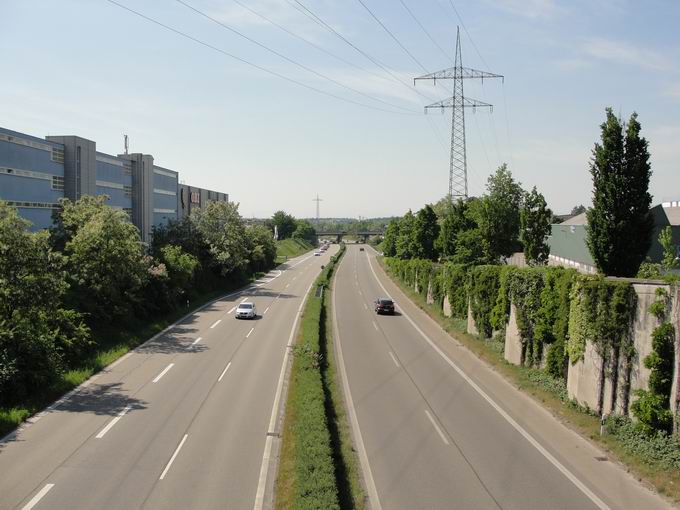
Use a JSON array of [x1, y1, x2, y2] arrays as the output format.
[[0, 246, 337, 510], [332, 245, 673, 510]]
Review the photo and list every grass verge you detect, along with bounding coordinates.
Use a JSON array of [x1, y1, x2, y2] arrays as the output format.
[[0, 275, 258, 439], [276, 244, 365, 510], [377, 257, 680, 504], [276, 238, 314, 264]]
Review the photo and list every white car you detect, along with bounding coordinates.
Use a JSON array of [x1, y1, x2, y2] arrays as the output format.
[[235, 302, 257, 319], [314, 251, 321, 256]]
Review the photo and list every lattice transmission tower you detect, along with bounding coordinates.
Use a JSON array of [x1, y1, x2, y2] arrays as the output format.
[[313, 194, 323, 223], [415, 27, 503, 200]]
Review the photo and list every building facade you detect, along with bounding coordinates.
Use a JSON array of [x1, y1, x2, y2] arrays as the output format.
[[0, 126, 228, 242], [547, 204, 680, 273]]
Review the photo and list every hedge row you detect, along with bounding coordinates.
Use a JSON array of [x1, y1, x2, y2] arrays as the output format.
[[279, 244, 346, 510]]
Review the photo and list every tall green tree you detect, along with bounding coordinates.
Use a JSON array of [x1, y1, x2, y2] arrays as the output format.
[[58, 197, 147, 321], [476, 164, 524, 262], [659, 226, 678, 271], [271, 210, 297, 239], [382, 218, 400, 257], [521, 186, 552, 265], [586, 109, 653, 276], [292, 219, 316, 243], [413, 204, 440, 260], [195, 201, 250, 276], [436, 199, 474, 260], [396, 210, 416, 260], [247, 224, 277, 271]]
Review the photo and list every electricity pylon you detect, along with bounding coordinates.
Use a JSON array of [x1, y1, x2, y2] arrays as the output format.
[[415, 27, 503, 200], [313, 194, 323, 223]]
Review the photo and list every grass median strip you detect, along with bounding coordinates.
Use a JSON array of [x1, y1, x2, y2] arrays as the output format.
[[276, 244, 366, 510]]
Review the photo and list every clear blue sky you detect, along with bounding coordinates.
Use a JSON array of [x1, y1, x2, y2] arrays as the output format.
[[2, 0, 679, 218]]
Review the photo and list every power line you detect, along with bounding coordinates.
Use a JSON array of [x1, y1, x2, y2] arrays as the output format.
[[355, 0, 429, 74], [289, 0, 438, 104], [447, 0, 490, 70], [104, 0, 416, 115], [398, 0, 452, 64], [229, 0, 405, 90], [175, 0, 416, 114]]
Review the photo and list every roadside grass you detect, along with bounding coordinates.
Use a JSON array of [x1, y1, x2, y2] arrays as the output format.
[[377, 257, 680, 504], [0, 275, 258, 439], [276, 245, 364, 510], [276, 238, 313, 263]]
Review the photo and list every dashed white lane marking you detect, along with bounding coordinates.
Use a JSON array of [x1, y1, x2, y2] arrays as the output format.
[[285, 283, 290, 289], [425, 410, 450, 445], [372, 321, 378, 331], [364, 303, 368, 310], [159, 434, 188, 480], [96, 405, 132, 439], [292, 276, 297, 281], [228, 306, 236, 314], [389, 352, 400, 368], [153, 363, 174, 383], [218, 362, 232, 382], [264, 307, 270, 315], [246, 327, 255, 338], [21, 484, 55, 510], [210, 319, 222, 329], [189, 337, 202, 348], [365, 251, 610, 510]]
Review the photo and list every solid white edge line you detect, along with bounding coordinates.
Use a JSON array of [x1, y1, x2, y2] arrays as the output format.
[[388, 351, 400, 368], [253, 279, 315, 510], [424, 409, 450, 445], [107, 352, 132, 370], [218, 362, 232, 382], [21, 483, 55, 510], [210, 319, 222, 329], [365, 251, 610, 510], [152, 363, 174, 383], [246, 327, 255, 338], [159, 433, 188, 480], [95, 405, 132, 439], [332, 254, 382, 510]]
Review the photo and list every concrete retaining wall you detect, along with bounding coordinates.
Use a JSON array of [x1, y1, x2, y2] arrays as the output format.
[[467, 303, 479, 336], [504, 304, 523, 365], [442, 294, 452, 318]]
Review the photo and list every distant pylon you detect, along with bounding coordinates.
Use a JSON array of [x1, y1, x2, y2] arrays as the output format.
[[313, 194, 323, 223], [414, 27, 503, 200]]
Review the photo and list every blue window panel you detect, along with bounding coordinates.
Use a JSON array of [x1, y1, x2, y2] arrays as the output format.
[[153, 172, 177, 191], [153, 193, 177, 211], [153, 212, 176, 227], [16, 207, 55, 231], [0, 174, 63, 203], [95, 187, 131, 209], [0, 141, 64, 177], [96, 161, 132, 186]]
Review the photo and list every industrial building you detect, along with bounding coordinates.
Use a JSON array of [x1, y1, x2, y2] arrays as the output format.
[[0, 126, 227, 242], [547, 203, 680, 273]]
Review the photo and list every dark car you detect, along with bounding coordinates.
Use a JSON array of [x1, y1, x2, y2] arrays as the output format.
[[374, 298, 394, 315], [359, 247, 364, 251]]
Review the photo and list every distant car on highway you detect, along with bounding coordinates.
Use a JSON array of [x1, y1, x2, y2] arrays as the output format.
[[235, 302, 257, 319], [359, 247, 364, 251], [374, 298, 395, 315], [314, 251, 321, 256]]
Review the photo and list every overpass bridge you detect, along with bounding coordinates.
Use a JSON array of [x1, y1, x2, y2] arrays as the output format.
[[316, 230, 384, 243]]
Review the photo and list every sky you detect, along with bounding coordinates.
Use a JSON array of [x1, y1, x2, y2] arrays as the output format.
[[1, 0, 679, 218]]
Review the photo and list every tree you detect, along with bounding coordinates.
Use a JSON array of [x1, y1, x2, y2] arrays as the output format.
[[413, 204, 439, 260], [271, 210, 297, 240], [292, 220, 316, 243], [161, 245, 199, 296], [247, 224, 277, 272], [586, 109, 653, 277], [396, 210, 416, 259], [570, 204, 586, 216], [452, 198, 488, 264], [382, 218, 399, 257], [195, 201, 250, 276], [520, 186, 552, 265], [0, 202, 90, 405], [476, 164, 524, 262], [659, 226, 678, 271], [60, 198, 147, 321], [436, 199, 474, 260]]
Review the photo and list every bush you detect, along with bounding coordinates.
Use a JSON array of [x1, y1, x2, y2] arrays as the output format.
[[606, 416, 680, 470], [468, 265, 502, 338]]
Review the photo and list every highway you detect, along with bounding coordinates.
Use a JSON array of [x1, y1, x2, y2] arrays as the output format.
[[332, 245, 673, 510], [0, 246, 336, 510]]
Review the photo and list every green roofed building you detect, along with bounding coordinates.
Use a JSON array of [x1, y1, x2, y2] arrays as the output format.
[[547, 202, 680, 274]]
